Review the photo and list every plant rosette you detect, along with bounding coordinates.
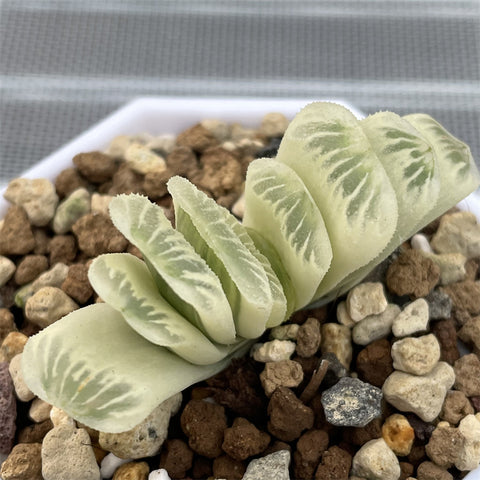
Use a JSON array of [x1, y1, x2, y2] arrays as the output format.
[[1, 97, 480, 480]]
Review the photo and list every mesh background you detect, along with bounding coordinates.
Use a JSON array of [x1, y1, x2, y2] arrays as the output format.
[[1, 0, 479, 184]]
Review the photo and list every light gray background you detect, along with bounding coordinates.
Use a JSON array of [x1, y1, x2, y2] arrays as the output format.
[[1, 0, 479, 185]]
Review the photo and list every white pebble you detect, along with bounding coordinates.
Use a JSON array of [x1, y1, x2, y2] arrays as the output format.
[[231, 192, 245, 218], [352, 304, 400, 345], [50, 406, 76, 427], [29, 398, 52, 423], [125, 143, 166, 175], [148, 469, 172, 480], [25, 286, 78, 328], [251, 340, 296, 363], [411, 233, 433, 253], [269, 323, 299, 341], [100, 453, 132, 479], [456, 414, 480, 471], [351, 438, 401, 480], [336, 301, 356, 328], [424, 251, 467, 285], [392, 298, 429, 337], [91, 193, 113, 216], [4, 177, 59, 226], [9, 353, 35, 402], [383, 361, 455, 422], [145, 134, 176, 154], [99, 393, 182, 459], [200, 119, 231, 142], [347, 282, 388, 322], [321, 323, 352, 369], [0, 255, 16, 287], [391, 334, 440, 375]]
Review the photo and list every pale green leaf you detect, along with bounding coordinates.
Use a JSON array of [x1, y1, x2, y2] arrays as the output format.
[[243, 158, 332, 309], [361, 111, 441, 240], [404, 113, 480, 218], [275, 102, 398, 298], [245, 227, 296, 321], [167, 176, 275, 339], [108, 194, 236, 345], [21, 303, 251, 433], [89, 253, 243, 365]]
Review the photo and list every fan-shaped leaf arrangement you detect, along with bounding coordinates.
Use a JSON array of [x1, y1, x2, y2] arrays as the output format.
[[22, 102, 480, 433]]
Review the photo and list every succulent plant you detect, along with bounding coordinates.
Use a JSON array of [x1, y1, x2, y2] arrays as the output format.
[[21, 102, 480, 433]]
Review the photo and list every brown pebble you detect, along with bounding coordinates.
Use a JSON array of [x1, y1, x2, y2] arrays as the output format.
[[454, 353, 480, 396], [458, 315, 480, 351], [267, 387, 314, 442], [166, 146, 199, 178], [293, 429, 329, 480], [430, 318, 460, 365], [399, 461, 414, 480], [386, 249, 440, 298], [425, 424, 463, 469], [180, 399, 227, 458], [425, 425, 463, 468], [14, 255, 49, 285], [0, 206, 35, 255], [108, 163, 145, 195], [17, 419, 54, 444], [417, 460, 453, 480], [314, 445, 352, 480], [191, 456, 212, 479], [344, 417, 383, 447], [0, 308, 16, 343], [0, 442, 42, 480], [55, 167, 89, 198], [143, 168, 173, 200], [73, 151, 117, 183], [176, 123, 219, 153], [32, 228, 50, 256], [440, 390, 474, 425], [48, 234, 77, 265], [206, 357, 266, 421], [296, 317, 322, 358], [112, 461, 149, 480], [158, 439, 194, 479], [72, 213, 128, 257], [355, 338, 394, 388], [191, 147, 243, 200], [62, 264, 93, 304], [212, 454, 246, 480], [441, 280, 480, 316], [222, 417, 270, 461]]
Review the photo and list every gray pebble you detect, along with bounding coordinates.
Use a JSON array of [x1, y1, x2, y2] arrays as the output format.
[[425, 289, 452, 320], [242, 450, 291, 480], [321, 377, 383, 427]]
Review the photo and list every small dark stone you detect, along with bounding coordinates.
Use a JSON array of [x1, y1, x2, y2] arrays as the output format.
[[320, 352, 348, 388], [321, 377, 382, 427], [254, 137, 282, 158], [404, 413, 435, 442]]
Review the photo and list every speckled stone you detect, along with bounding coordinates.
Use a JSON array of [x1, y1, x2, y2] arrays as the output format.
[[242, 450, 291, 480], [321, 377, 383, 427]]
